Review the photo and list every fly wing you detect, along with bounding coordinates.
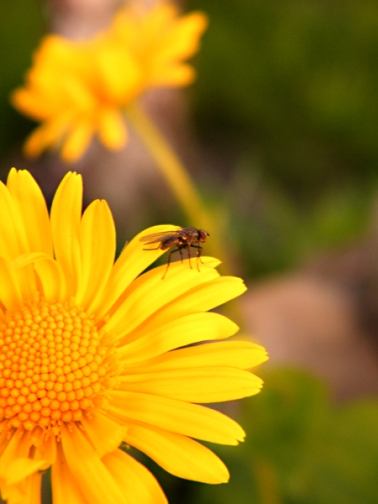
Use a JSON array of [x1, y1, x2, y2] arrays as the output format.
[[140, 231, 178, 244]]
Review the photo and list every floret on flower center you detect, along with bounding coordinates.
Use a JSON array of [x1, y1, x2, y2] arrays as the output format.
[[0, 296, 116, 436]]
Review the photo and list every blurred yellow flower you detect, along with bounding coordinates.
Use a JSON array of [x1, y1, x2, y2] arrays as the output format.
[[11, 3, 207, 163], [0, 168, 267, 503]]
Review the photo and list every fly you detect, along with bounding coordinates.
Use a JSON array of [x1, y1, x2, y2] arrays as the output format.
[[140, 226, 209, 278]]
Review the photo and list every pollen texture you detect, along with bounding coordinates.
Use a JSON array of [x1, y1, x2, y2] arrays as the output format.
[[0, 298, 113, 434]]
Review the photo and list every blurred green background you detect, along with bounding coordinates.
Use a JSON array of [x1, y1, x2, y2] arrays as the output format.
[[1, 1, 378, 503], [190, 0, 378, 277], [0, 1, 44, 159]]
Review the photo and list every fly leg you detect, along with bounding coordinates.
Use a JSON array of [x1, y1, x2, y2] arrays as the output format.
[[190, 244, 203, 271], [186, 244, 194, 270], [162, 247, 179, 279], [178, 246, 185, 264]]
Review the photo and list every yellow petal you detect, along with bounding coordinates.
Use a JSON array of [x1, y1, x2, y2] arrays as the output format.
[[0, 258, 23, 311], [136, 341, 269, 371], [7, 169, 53, 257], [97, 225, 181, 318], [107, 392, 245, 445], [11, 87, 51, 120], [116, 312, 238, 362], [165, 12, 208, 59], [35, 432, 57, 467], [124, 423, 229, 483], [23, 113, 73, 159], [103, 450, 167, 504], [0, 484, 24, 504], [104, 257, 220, 340], [59, 66, 97, 110], [98, 108, 128, 150], [60, 425, 128, 504], [8, 256, 38, 304], [0, 431, 48, 504], [80, 411, 127, 458], [0, 468, 42, 504], [23, 126, 56, 159], [0, 180, 29, 260], [151, 64, 195, 86], [0, 431, 28, 468], [1, 458, 46, 486], [10, 252, 66, 303], [75, 200, 116, 313], [0, 430, 42, 469], [144, 275, 247, 329], [24, 471, 42, 504], [118, 368, 263, 403], [51, 446, 87, 504], [50, 172, 82, 296], [33, 256, 66, 303], [146, 8, 207, 86], [94, 38, 142, 102], [60, 118, 94, 163]]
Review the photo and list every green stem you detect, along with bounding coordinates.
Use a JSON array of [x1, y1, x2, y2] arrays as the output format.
[[125, 101, 227, 265], [253, 459, 283, 504], [126, 101, 209, 227]]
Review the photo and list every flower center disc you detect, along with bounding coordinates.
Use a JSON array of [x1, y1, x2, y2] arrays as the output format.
[[0, 298, 112, 434]]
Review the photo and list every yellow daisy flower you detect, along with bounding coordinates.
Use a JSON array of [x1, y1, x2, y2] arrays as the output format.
[[10, 3, 208, 163], [0, 168, 267, 503]]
